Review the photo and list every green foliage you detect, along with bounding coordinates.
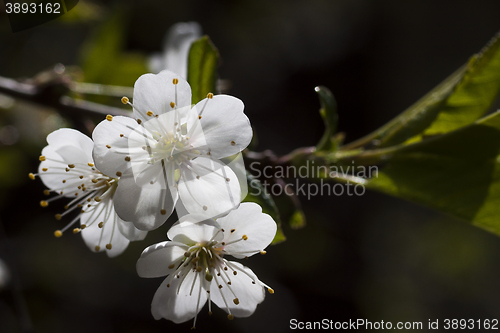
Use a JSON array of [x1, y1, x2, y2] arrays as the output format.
[[315, 86, 339, 152], [187, 36, 219, 104], [289, 209, 306, 229], [366, 111, 500, 236], [244, 174, 286, 244], [302, 32, 500, 237], [80, 13, 147, 87]]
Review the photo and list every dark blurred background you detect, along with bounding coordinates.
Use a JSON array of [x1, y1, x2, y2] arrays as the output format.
[[1, 0, 500, 332]]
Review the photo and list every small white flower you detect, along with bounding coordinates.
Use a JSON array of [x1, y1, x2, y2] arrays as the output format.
[[31, 128, 147, 257], [92, 70, 252, 231], [136, 202, 276, 327]]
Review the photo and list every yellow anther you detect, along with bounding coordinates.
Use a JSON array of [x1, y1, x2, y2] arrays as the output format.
[[242, 235, 248, 241], [198, 115, 202, 119], [106, 145, 111, 149], [196, 266, 202, 272], [230, 229, 235, 233], [146, 111, 153, 116], [98, 222, 104, 228], [94, 197, 101, 202], [233, 271, 237, 276], [208, 311, 213, 316], [125, 156, 131, 162], [92, 179, 98, 183], [161, 209, 167, 215], [137, 119, 142, 124], [227, 314, 234, 320], [95, 246, 100, 252], [207, 92, 214, 99], [62, 180, 66, 183], [172, 78, 179, 85], [106, 244, 112, 250], [68, 164, 75, 168], [230, 141, 236, 146], [121, 97, 129, 104], [203, 206, 207, 211], [268, 288, 275, 294], [43, 190, 50, 196], [81, 224, 87, 230], [64, 205, 69, 210], [88, 162, 94, 167], [233, 298, 239, 305], [168, 264, 175, 269], [184, 252, 190, 257], [73, 228, 81, 234], [225, 178, 230, 182], [39, 155, 46, 161], [28, 173, 35, 180], [260, 250, 267, 255], [170, 102, 175, 108], [42, 168, 48, 172], [120, 134, 124, 137], [55, 214, 62, 220], [65, 168, 70, 172], [116, 171, 122, 177], [79, 175, 84, 179], [40, 200, 48, 207], [54, 230, 62, 238]]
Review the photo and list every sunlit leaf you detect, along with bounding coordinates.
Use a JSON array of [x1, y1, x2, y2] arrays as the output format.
[[187, 36, 219, 104], [366, 110, 500, 236]]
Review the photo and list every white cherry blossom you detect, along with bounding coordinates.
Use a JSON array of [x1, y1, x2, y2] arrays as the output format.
[[136, 202, 276, 327], [31, 128, 147, 257], [92, 70, 252, 231]]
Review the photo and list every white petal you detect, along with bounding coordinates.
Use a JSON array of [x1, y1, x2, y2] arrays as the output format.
[[220, 152, 248, 201], [38, 146, 77, 196], [92, 116, 139, 177], [219, 203, 277, 259], [133, 71, 191, 122], [118, 220, 148, 242], [113, 172, 177, 231], [136, 241, 187, 278], [167, 219, 221, 244], [196, 95, 252, 159], [210, 261, 265, 317], [80, 200, 130, 258], [178, 157, 241, 219], [151, 270, 208, 323], [46, 128, 94, 163]]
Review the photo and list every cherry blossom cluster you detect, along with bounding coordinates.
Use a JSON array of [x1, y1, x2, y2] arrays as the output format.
[[31, 70, 276, 327]]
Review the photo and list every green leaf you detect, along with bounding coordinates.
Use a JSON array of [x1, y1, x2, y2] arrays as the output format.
[[315, 86, 339, 151], [366, 110, 500, 236], [187, 36, 219, 104], [342, 32, 500, 150], [289, 209, 306, 229], [244, 174, 286, 244]]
